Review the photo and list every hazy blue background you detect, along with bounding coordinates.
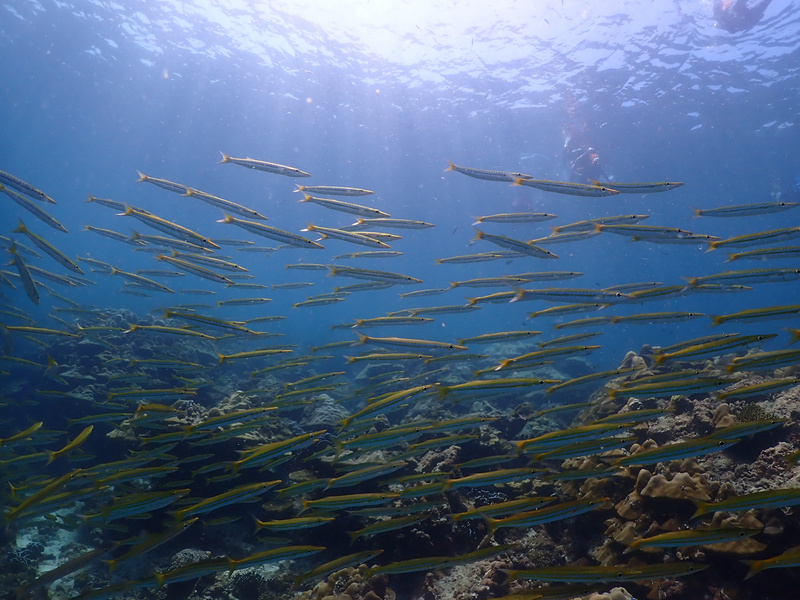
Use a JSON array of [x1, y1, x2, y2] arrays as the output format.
[[2, 0, 799, 370]]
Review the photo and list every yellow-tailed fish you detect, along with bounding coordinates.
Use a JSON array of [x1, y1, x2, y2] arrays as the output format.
[[727, 246, 800, 262], [218, 213, 323, 248], [14, 220, 83, 274], [617, 437, 739, 468], [174, 480, 281, 520], [515, 177, 620, 197], [347, 217, 435, 230], [329, 265, 422, 284], [7, 243, 39, 305], [303, 223, 390, 248], [0, 183, 67, 232], [155, 255, 233, 284], [554, 214, 649, 233], [219, 152, 311, 177], [592, 180, 683, 193], [294, 184, 374, 196], [300, 193, 389, 217], [46, 425, 93, 465], [708, 226, 800, 250], [446, 160, 532, 182], [0, 169, 56, 203], [111, 267, 174, 293], [118, 204, 219, 249], [183, 187, 267, 220], [692, 487, 800, 519], [473, 212, 557, 224], [743, 547, 800, 579], [694, 201, 800, 217], [473, 229, 558, 259], [710, 305, 800, 326]]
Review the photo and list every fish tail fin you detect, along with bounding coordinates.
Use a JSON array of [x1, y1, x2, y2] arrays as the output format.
[[355, 332, 368, 345], [182, 188, 195, 197], [252, 515, 264, 534], [512, 178, 525, 186], [338, 415, 353, 432], [509, 285, 526, 303], [741, 559, 764, 580], [706, 241, 719, 252], [709, 315, 723, 327], [445, 160, 456, 171], [724, 253, 738, 262], [623, 539, 641, 555], [216, 213, 234, 224], [690, 500, 709, 520], [472, 228, 485, 243], [116, 204, 135, 217], [101, 558, 118, 574], [682, 276, 699, 288], [480, 512, 498, 538], [136, 171, 147, 182], [293, 185, 305, 193], [332, 438, 345, 462], [12, 220, 25, 234], [218, 354, 228, 366], [218, 152, 231, 164], [497, 568, 517, 586], [784, 327, 800, 345]]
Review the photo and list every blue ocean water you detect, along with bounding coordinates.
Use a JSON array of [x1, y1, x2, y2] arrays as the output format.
[[2, 1, 800, 598], [1, 1, 799, 370]]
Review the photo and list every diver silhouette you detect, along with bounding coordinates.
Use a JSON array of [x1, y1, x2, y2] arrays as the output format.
[[564, 144, 608, 184], [714, 0, 772, 32]]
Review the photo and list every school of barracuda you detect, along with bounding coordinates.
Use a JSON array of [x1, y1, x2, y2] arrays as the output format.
[[1, 155, 799, 600]]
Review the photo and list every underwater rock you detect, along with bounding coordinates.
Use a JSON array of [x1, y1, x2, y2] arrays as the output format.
[[166, 548, 213, 571], [768, 383, 800, 420], [641, 472, 712, 502], [711, 403, 737, 429], [297, 563, 396, 600], [304, 394, 351, 429], [619, 350, 647, 371], [585, 586, 634, 600], [74, 337, 107, 355]]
